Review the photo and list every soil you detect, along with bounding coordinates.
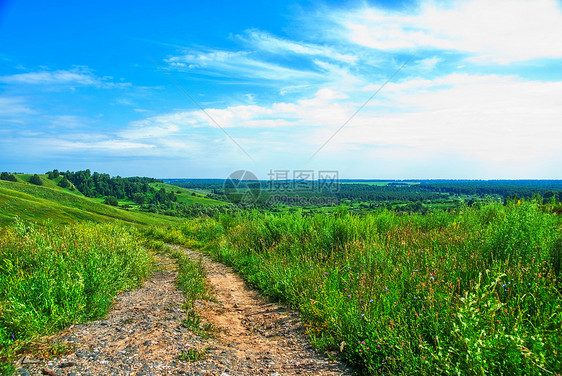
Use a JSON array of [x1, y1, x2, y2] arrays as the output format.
[[14, 246, 352, 376]]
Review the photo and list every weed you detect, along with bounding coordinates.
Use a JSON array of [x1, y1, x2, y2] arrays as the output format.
[[178, 347, 207, 362]]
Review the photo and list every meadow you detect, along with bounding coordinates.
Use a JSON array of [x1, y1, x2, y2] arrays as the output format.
[[1, 173, 561, 375], [177, 201, 561, 375]]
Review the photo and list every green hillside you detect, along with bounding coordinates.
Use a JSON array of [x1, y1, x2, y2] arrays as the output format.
[[0, 178, 183, 227], [149, 182, 226, 206]]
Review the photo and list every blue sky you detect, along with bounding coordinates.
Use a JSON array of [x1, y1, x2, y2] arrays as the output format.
[[1, 0, 561, 179]]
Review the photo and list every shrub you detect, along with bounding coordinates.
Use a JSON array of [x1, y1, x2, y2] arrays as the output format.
[[58, 177, 71, 188], [104, 196, 119, 206], [29, 174, 42, 185], [0, 172, 17, 182]]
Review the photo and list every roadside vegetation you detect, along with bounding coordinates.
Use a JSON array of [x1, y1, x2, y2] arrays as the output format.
[[0, 220, 152, 374], [177, 201, 561, 375]]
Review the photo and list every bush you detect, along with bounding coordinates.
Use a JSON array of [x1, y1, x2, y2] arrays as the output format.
[[58, 177, 71, 188], [28, 174, 42, 186], [0, 172, 17, 182], [104, 196, 119, 206]]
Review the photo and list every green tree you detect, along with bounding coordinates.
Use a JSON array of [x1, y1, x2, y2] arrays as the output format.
[[58, 177, 71, 188], [104, 196, 119, 206], [29, 174, 42, 186], [0, 172, 17, 182], [132, 193, 145, 205], [47, 171, 55, 179]]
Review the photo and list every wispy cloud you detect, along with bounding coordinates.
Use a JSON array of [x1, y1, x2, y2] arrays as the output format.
[[165, 50, 325, 82], [46, 115, 89, 128], [0, 66, 130, 88], [0, 96, 34, 117], [240, 30, 358, 64]]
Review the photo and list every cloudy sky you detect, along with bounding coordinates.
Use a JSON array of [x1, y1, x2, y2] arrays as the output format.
[[1, 0, 561, 179]]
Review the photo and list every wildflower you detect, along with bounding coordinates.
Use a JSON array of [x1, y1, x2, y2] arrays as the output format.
[[10, 333, 14, 341], [369, 299, 374, 303], [347, 295, 351, 298], [361, 314, 365, 317], [361, 341, 365, 344], [324, 272, 328, 275]]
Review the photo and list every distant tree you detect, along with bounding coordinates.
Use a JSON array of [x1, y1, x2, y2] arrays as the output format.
[[58, 177, 71, 188], [132, 192, 145, 205], [1, 172, 17, 182], [104, 196, 119, 206], [53, 169, 60, 178], [47, 171, 55, 179], [29, 174, 42, 186]]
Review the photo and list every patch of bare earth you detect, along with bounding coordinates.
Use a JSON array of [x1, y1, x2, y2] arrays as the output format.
[[15, 248, 352, 376]]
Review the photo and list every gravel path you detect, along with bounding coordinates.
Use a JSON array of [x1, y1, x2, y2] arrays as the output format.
[[14, 247, 352, 376]]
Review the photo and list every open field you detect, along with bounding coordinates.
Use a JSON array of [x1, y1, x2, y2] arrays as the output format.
[[1, 173, 561, 375]]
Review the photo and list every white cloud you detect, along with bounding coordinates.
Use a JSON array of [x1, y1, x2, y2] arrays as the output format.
[[241, 30, 358, 64], [120, 124, 180, 140], [125, 72, 561, 172], [313, 73, 562, 164], [0, 97, 34, 117], [47, 115, 88, 128], [335, 0, 562, 63], [165, 50, 325, 82], [0, 67, 130, 88]]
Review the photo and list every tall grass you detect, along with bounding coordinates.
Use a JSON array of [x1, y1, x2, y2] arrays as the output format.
[[181, 202, 561, 375], [0, 219, 152, 369]]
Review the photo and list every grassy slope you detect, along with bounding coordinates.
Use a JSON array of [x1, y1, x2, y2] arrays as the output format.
[[0, 178, 183, 227], [150, 182, 227, 206]]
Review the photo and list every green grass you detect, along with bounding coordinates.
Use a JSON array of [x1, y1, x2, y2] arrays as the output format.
[[179, 202, 562, 375], [149, 182, 227, 206], [0, 219, 152, 368], [143, 229, 211, 339], [0, 179, 183, 227], [177, 347, 207, 362]]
